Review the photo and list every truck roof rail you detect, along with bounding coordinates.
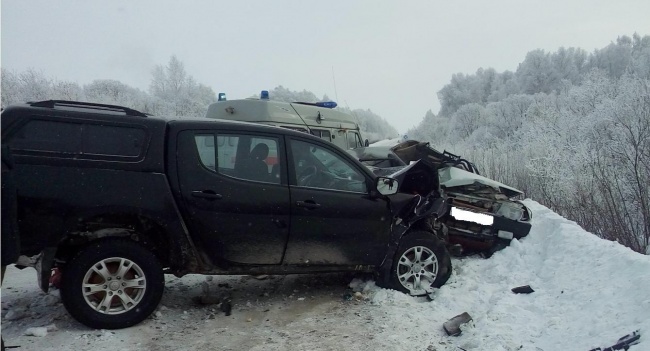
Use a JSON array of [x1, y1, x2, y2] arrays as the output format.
[[29, 100, 148, 117]]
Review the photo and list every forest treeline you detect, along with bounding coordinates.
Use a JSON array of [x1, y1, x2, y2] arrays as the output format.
[[409, 34, 650, 254], [0, 56, 398, 141]]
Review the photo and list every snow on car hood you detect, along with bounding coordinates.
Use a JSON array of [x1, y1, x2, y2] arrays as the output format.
[[438, 167, 523, 198]]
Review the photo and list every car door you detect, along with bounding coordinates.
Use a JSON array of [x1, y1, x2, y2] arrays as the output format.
[[176, 129, 290, 264], [283, 138, 392, 266]]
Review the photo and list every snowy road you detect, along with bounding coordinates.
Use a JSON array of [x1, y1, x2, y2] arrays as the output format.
[[2, 200, 648, 350]]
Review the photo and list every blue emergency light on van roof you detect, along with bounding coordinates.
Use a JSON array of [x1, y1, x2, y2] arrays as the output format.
[[260, 90, 269, 100], [315, 101, 337, 108], [218, 93, 227, 101]]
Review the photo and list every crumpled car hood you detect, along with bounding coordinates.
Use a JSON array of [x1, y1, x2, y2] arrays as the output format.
[[438, 167, 523, 199]]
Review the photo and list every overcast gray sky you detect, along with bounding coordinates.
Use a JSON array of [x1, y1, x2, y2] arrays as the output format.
[[2, 0, 650, 132]]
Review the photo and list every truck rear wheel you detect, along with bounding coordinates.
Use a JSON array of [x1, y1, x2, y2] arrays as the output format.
[[390, 231, 451, 296], [60, 238, 164, 329]]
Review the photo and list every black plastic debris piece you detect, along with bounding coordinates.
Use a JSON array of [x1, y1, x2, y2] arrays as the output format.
[[511, 285, 535, 294], [192, 294, 222, 305], [589, 330, 641, 351], [220, 296, 232, 316], [192, 291, 232, 316], [443, 312, 472, 336]]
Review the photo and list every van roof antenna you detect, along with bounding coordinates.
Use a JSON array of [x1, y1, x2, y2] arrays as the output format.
[[331, 66, 339, 103]]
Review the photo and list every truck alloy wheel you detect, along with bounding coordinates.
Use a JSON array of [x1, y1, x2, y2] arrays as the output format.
[[390, 231, 451, 296], [81, 257, 147, 314], [60, 238, 164, 329], [396, 246, 439, 293]]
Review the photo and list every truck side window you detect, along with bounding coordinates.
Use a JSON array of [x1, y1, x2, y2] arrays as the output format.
[[195, 133, 281, 184], [9, 119, 146, 158], [83, 124, 145, 157], [291, 139, 366, 193], [195, 135, 216, 170], [9, 119, 82, 154]]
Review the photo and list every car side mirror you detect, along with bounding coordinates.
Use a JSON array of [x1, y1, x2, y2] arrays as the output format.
[[376, 177, 398, 195], [364, 139, 369, 147]]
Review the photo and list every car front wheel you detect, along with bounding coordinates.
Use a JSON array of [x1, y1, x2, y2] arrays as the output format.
[[60, 238, 164, 329], [390, 231, 451, 296]]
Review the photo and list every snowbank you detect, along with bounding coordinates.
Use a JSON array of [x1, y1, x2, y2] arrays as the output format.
[[352, 200, 650, 350]]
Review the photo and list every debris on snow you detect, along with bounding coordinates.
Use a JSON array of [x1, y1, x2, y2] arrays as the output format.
[[192, 294, 222, 305], [24, 324, 55, 337], [511, 285, 535, 294], [443, 312, 473, 336], [42, 293, 60, 306], [24, 327, 48, 337], [4, 307, 27, 321], [588, 330, 641, 351]]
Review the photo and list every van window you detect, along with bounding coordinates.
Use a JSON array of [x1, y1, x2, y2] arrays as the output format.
[[347, 132, 362, 149], [311, 129, 331, 142]]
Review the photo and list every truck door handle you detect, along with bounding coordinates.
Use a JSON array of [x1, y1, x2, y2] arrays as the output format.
[[296, 200, 321, 209], [191, 190, 223, 200]]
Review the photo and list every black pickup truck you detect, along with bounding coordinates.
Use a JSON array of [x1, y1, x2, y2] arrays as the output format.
[[1, 100, 451, 330]]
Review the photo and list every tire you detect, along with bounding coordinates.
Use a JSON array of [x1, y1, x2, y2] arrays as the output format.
[[60, 238, 164, 329], [389, 231, 452, 296]]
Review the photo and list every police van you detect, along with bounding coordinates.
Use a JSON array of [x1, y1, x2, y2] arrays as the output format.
[[206, 91, 368, 150]]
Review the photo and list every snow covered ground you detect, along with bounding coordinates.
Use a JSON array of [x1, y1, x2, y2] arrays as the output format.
[[2, 200, 648, 350]]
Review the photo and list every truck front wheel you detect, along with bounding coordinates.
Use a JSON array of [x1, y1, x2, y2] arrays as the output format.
[[390, 231, 452, 296], [60, 238, 164, 329]]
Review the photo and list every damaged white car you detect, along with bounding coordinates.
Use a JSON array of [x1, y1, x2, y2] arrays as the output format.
[[348, 140, 532, 256]]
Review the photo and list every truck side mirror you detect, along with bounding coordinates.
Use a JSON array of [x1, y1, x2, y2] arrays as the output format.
[[376, 177, 398, 195]]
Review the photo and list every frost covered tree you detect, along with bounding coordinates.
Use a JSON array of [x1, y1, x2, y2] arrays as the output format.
[[412, 33, 650, 254], [148, 55, 217, 116], [450, 103, 486, 139], [267, 86, 320, 103], [516, 49, 554, 94], [345, 108, 399, 142], [1, 68, 52, 107], [586, 74, 649, 253]]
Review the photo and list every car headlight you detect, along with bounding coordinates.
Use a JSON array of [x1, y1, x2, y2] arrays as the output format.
[[495, 202, 525, 221]]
